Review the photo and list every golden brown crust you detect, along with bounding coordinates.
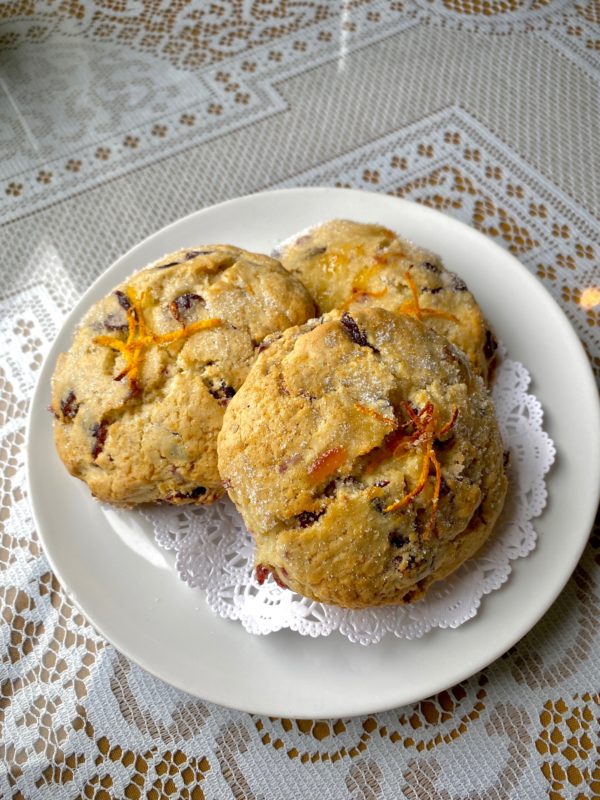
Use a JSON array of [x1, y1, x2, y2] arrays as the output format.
[[280, 219, 498, 383], [218, 307, 507, 609], [51, 245, 315, 506]]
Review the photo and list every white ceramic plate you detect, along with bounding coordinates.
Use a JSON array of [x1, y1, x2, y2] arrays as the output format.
[[27, 188, 600, 718]]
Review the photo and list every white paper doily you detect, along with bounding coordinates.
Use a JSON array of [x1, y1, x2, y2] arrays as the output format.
[[143, 355, 555, 645]]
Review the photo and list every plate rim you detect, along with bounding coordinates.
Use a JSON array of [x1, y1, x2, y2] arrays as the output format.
[[26, 186, 600, 717]]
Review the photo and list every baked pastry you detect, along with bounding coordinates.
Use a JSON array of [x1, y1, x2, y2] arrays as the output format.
[[218, 307, 507, 608], [279, 219, 498, 382], [51, 246, 315, 506]]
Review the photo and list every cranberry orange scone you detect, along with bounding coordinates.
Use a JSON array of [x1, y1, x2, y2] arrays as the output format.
[[279, 219, 498, 383], [218, 307, 507, 609], [51, 246, 315, 506]]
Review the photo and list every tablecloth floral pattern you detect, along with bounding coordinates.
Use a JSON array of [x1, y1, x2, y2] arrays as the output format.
[[1, 1, 599, 797]]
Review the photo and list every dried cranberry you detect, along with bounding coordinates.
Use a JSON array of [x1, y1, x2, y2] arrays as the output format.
[[449, 273, 468, 292], [372, 497, 386, 514], [91, 421, 108, 459], [296, 509, 325, 528], [340, 312, 377, 352], [255, 564, 270, 585], [421, 286, 443, 294], [341, 311, 367, 346], [484, 329, 498, 360], [128, 378, 142, 398], [389, 530, 409, 548], [208, 381, 236, 406], [155, 261, 180, 270], [255, 563, 288, 588], [306, 246, 327, 258], [323, 480, 337, 498], [156, 250, 216, 269], [185, 249, 213, 260], [60, 390, 79, 420], [169, 292, 204, 322], [114, 290, 131, 311], [103, 313, 128, 331]]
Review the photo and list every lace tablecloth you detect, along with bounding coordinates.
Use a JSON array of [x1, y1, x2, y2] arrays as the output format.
[[1, 2, 599, 797]]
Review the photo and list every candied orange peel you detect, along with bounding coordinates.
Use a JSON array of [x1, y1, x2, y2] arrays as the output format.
[[397, 269, 459, 324], [94, 286, 221, 395], [382, 401, 458, 540], [307, 447, 347, 483]]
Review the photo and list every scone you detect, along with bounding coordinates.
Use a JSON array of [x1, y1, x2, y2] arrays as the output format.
[[218, 307, 507, 609], [279, 219, 498, 383], [51, 246, 315, 506]]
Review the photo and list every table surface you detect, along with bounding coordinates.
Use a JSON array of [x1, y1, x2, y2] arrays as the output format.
[[1, 2, 599, 798]]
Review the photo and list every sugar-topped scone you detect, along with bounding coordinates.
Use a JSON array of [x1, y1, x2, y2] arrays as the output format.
[[218, 307, 507, 609], [279, 219, 498, 382], [51, 246, 315, 506]]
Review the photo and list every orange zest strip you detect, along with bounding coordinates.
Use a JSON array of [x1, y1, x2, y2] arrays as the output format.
[[438, 407, 459, 437], [420, 308, 459, 323], [152, 318, 222, 344], [351, 261, 387, 292], [397, 270, 459, 324], [423, 448, 442, 540], [392, 436, 420, 456], [93, 336, 128, 353], [93, 285, 222, 396], [376, 398, 453, 539], [354, 403, 397, 427], [406, 271, 421, 318], [307, 447, 347, 483], [126, 287, 147, 337], [403, 400, 432, 428], [340, 258, 391, 310], [363, 398, 433, 474], [114, 362, 133, 382], [383, 448, 431, 513], [340, 288, 387, 311], [126, 305, 136, 343]]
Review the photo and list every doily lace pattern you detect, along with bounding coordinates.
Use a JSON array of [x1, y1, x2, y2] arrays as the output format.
[[144, 355, 555, 645]]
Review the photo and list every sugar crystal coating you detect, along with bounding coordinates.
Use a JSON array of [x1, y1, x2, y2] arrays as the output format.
[[280, 219, 497, 383], [51, 245, 315, 506], [218, 307, 507, 609]]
